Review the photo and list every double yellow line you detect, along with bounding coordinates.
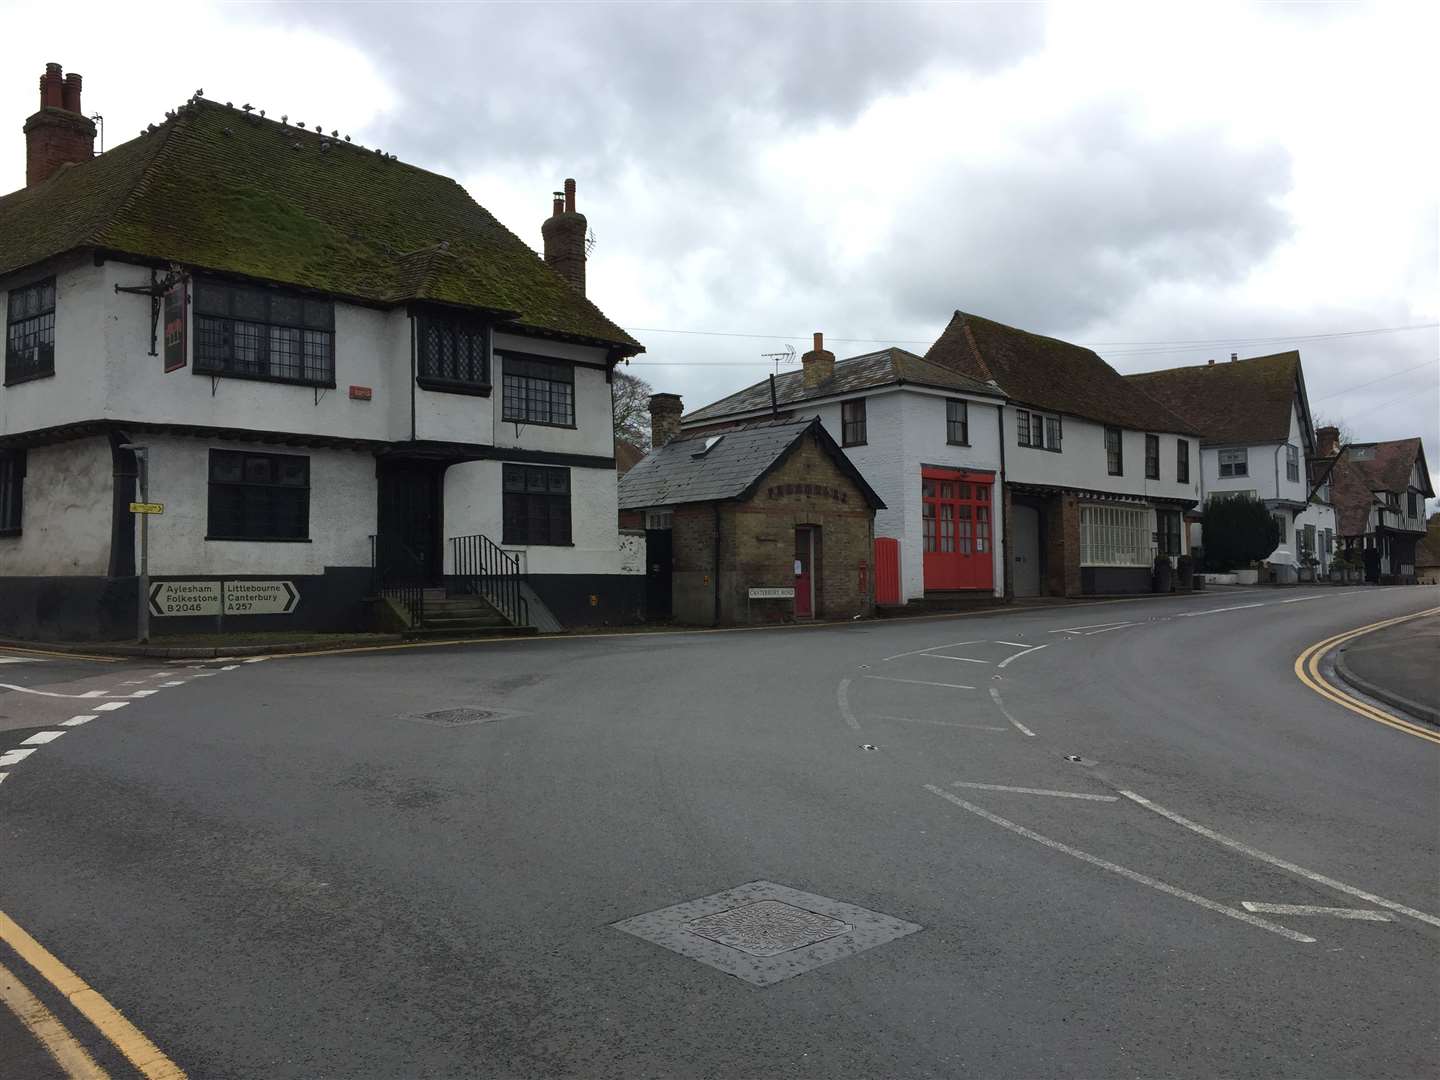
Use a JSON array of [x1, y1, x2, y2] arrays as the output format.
[[1294, 607, 1440, 745], [0, 911, 185, 1078]]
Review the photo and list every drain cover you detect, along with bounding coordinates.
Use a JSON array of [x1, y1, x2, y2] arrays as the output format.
[[686, 900, 850, 957], [1064, 754, 1096, 765], [410, 708, 497, 726]]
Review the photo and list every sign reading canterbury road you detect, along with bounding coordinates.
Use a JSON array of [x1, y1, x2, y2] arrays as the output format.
[[223, 580, 300, 615], [148, 580, 299, 617], [748, 587, 795, 599]]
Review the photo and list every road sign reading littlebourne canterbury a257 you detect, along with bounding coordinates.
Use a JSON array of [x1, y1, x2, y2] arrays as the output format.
[[148, 580, 299, 617]]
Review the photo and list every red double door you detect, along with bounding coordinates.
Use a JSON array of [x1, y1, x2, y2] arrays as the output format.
[[921, 468, 994, 591]]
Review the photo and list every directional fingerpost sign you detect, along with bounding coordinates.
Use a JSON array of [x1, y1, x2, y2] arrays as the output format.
[[129, 502, 165, 515], [149, 581, 221, 616], [223, 581, 299, 615]]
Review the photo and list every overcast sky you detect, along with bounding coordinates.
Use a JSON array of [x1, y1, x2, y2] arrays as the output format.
[[5, 1, 1436, 500]]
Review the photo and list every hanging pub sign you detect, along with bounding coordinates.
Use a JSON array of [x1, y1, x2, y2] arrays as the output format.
[[163, 276, 188, 373]]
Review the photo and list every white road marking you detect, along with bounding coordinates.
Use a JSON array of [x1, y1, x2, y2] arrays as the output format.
[[993, 641, 1029, 647], [1083, 622, 1136, 636], [1048, 621, 1130, 634], [1120, 790, 1440, 928], [1177, 603, 1267, 617], [924, 785, 1315, 943], [192, 672, 219, 677], [837, 678, 861, 731], [872, 716, 1009, 731], [882, 641, 984, 662], [988, 686, 1036, 737], [0, 684, 110, 700], [242, 657, 267, 664], [996, 643, 1050, 669], [93, 702, 128, 712], [220, 665, 239, 671], [0, 773, 7, 784], [61, 715, 97, 727], [0, 656, 47, 665], [0, 749, 37, 767], [863, 675, 976, 690], [1278, 595, 1324, 604], [20, 731, 65, 746], [120, 680, 147, 686], [952, 781, 1118, 802], [130, 689, 158, 697], [920, 654, 990, 664], [160, 680, 186, 687], [1240, 902, 1393, 921]]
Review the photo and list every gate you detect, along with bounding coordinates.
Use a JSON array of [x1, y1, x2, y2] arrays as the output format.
[[874, 537, 901, 605], [645, 528, 673, 618]]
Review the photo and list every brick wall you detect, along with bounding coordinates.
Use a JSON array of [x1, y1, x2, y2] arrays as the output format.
[[1043, 493, 1082, 597]]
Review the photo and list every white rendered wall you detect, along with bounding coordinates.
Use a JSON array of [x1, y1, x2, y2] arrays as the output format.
[[444, 460, 622, 576], [0, 436, 112, 575], [1198, 404, 1307, 506], [138, 434, 376, 576]]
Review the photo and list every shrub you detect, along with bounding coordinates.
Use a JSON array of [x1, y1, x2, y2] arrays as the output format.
[[1200, 494, 1280, 571]]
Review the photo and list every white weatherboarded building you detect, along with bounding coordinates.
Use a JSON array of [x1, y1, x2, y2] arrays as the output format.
[[0, 67, 643, 639]]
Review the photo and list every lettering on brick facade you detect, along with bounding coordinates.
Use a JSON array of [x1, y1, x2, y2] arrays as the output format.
[[765, 484, 848, 503]]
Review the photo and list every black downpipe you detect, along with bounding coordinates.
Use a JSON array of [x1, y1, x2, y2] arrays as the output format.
[[409, 313, 418, 442], [996, 403, 1009, 599], [713, 503, 722, 626], [107, 428, 137, 578]]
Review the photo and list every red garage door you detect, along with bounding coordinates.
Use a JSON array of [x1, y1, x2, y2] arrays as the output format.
[[874, 537, 901, 605], [921, 468, 994, 591]]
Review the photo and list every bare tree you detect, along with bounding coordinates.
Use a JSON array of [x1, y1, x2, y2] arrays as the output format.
[[612, 369, 654, 451], [1312, 412, 1355, 448]]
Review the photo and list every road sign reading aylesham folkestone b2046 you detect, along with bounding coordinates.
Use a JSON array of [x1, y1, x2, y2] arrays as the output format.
[[148, 581, 220, 616], [148, 580, 299, 617]]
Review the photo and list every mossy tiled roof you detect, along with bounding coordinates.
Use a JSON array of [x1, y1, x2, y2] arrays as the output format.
[[926, 311, 1201, 435], [0, 99, 640, 352], [1126, 352, 1301, 446]]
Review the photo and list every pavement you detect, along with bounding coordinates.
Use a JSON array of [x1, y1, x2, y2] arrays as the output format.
[[1334, 611, 1440, 725], [1, 584, 1437, 1079]]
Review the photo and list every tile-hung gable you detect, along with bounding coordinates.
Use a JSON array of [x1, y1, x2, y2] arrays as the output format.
[[0, 97, 640, 353]]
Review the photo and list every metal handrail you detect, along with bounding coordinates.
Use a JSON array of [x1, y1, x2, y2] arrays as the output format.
[[370, 533, 426, 628], [449, 533, 529, 627]]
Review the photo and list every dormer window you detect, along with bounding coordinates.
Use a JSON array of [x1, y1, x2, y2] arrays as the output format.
[[194, 277, 335, 387], [5, 277, 55, 386]]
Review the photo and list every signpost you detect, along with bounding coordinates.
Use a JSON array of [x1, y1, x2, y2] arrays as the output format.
[[148, 582, 221, 617], [163, 276, 187, 373], [128, 502, 164, 515], [223, 581, 299, 615], [148, 580, 299, 617]]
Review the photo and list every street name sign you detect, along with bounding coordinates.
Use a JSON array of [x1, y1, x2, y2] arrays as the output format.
[[748, 587, 795, 599], [129, 502, 165, 514], [224, 580, 299, 615], [149, 581, 220, 616]]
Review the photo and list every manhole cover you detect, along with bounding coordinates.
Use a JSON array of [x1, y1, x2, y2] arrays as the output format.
[[686, 900, 850, 957], [410, 708, 497, 727]]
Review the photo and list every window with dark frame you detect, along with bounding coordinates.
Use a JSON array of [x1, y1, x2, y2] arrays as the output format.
[[1157, 508, 1183, 557], [502, 355, 575, 426], [1218, 447, 1248, 477], [841, 399, 867, 446], [1408, 490, 1419, 518], [1105, 427, 1123, 475], [194, 277, 334, 386], [1286, 443, 1299, 483], [0, 449, 24, 534], [1177, 439, 1190, 483], [206, 450, 310, 541], [946, 399, 969, 445], [1145, 434, 1160, 480], [502, 464, 571, 545], [5, 278, 56, 385], [417, 310, 491, 391], [1043, 414, 1062, 452], [1015, 409, 1031, 447]]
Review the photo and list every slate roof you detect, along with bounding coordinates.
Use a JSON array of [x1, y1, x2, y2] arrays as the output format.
[[1125, 352, 1302, 447], [618, 416, 884, 510], [924, 311, 1200, 435], [1330, 438, 1432, 536], [0, 98, 640, 352], [682, 347, 1001, 425]]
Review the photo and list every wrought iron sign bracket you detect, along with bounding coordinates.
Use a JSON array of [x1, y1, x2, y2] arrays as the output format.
[[115, 265, 185, 357]]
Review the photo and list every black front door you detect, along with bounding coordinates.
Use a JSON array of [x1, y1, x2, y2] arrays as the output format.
[[645, 528, 673, 618], [377, 462, 444, 583]]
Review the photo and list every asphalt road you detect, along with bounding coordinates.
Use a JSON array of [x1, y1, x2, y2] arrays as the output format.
[[2, 586, 1437, 1079]]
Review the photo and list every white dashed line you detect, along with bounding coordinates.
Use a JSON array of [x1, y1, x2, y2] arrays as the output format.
[[62, 715, 98, 727], [1176, 603, 1266, 617], [220, 665, 239, 671], [924, 784, 1315, 943], [242, 657, 268, 664], [993, 641, 1029, 647], [1082, 622, 1136, 636], [882, 641, 984, 662], [837, 679, 861, 731], [862, 675, 976, 690], [20, 731, 65, 746], [952, 781, 1118, 801], [921, 654, 989, 664], [160, 680, 187, 687], [192, 672, 219, 677], [93, 702, 129, 712], [1120, 790, 1440, 928], [0, 749, 37, 767], [129, 689, 159, 697], [988, 686, 1036, 737], [872, 716, 1008, 731], [1278, 595, 1324, 604], [0, 773, 7, 785], [1240, 902, 1392, 921], [996, 643, 1050, 669]]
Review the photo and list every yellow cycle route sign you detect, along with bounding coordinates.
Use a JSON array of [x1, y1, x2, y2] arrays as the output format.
[[129, 502, 164, 514]]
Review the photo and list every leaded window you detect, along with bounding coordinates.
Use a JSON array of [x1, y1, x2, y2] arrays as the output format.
[[1044, 415, 1062, 451], [0, 449, 25, 534], [1218, 448, 1248, 477], [1145, 434, 1160, 480], [1016, 408, 1060, 450], [502, 464, 571, 545], [1177, 439, 1190, 483], [1105, 427, 1123, 475], [1015, 408, 1031, 447], [946, 399, 968, 445], [1079, 504, 1151, 567], [1286, 443, 1299, 483], [206, 450, 310, 541], [417, 311, 490, 390], [194, 278, 334, 386], [841, 399, 867, 446], [5, 278, 56, 385], [502, 355, 575, 426]]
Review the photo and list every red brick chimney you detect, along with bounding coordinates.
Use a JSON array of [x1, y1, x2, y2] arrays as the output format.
[[24, 62, 96, 187], [542, 177, 587, 294], [801, 331, 836, 388], [649, 393, 683, 448], [1316, 425, 1340, 457]]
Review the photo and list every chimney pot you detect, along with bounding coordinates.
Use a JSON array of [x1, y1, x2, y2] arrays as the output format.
[[800, 330, 836, 389], [25, 62, 96, 186], [1207, 358, 1214, 366], [41, 64, 63, 109], [648, 393, 684, 448], [61, 72, 82, 113], [1316, 425, 1340, 457], [552, 192, 564, 217], [542, 177, 587, 294], [1230, 352, 1237, 362], [564, 177, 576, 214]]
